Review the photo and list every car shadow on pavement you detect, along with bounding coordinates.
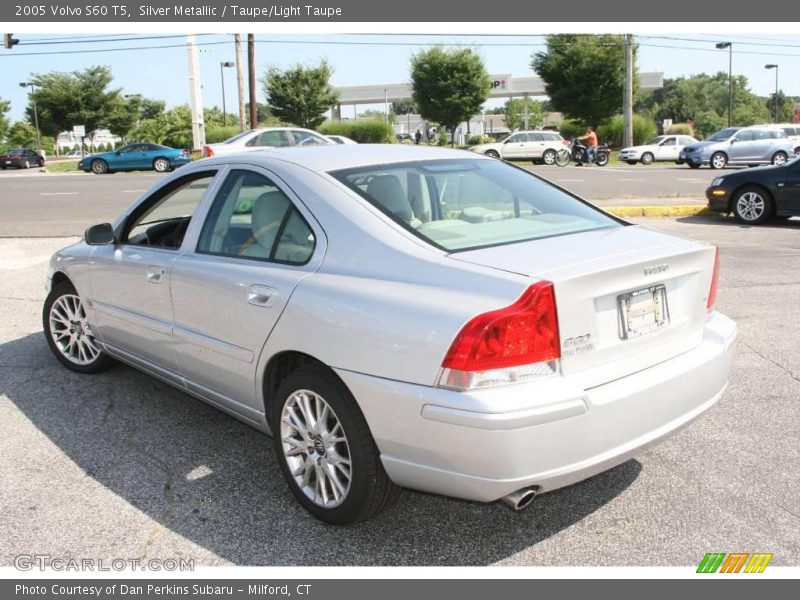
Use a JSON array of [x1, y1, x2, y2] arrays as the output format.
[[0, 332, 641, 566], [676, 214, 800, 229]]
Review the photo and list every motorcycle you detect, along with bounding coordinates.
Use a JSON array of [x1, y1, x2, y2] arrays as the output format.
[[561, 138, 610, 167]]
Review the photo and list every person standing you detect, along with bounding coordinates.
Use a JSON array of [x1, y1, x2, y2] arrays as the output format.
[[414, 129, 422, 145]]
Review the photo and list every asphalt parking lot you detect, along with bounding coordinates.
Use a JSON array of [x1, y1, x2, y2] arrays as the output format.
[[0, 215, 798, 566]]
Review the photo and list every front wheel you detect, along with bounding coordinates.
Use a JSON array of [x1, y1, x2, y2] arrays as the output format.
[[273, 365, 401, 525], [554, 148, 570, 167], [542, 149, 557, 165], [23, 160, 31, 169], [91, 159, 109, 174], [732, 186, 773, 225], [688, 161, 701, 169], [153, 157, 171, 173], [640, 152, 654, 165], [710, 152, 727, 170], [43, 282, 114, 374], [484, 150, 500, 159], [594, 152, 609, 167], [625, 160, 638, 165], [771, 151, 788, 166]]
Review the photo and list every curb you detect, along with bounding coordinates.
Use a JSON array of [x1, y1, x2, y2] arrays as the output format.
[[605, 205, 712, 218]]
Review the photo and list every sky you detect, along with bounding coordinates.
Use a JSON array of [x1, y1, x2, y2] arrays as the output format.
[[2, 32, 800, 123]]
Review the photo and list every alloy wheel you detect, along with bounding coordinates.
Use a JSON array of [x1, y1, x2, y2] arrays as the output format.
[[48, 294, 101, 366], [736, 191, 765, 222], [280, 389, 352, 508]]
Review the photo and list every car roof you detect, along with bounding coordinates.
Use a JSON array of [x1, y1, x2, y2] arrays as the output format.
[[198, 144, 486, 172]]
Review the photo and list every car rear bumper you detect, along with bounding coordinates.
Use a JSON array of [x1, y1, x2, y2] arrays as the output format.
[[336, 311, 736, 503]]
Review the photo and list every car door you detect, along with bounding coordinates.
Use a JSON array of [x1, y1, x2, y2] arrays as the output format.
[[88, 170, 220, 378], [777, 159, 800, 214], [501, 133, 527, 159], [526, 133, 546, 159], [729, 130, 756, 162], [169, 166, 324, 416], [656, 137, 679, 161]]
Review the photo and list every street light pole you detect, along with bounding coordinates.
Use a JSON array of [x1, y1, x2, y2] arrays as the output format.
[[19, 82, 42, 152], [219, 61, 234, 127], [765, 64, 779, 123], [716, 42, 733, 127]]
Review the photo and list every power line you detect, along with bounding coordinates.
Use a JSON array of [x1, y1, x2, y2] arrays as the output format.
[[20, 33, 220, 46]]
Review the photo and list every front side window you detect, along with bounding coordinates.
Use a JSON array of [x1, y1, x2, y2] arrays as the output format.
[[661, 137, 677, 146], [197, 170, 315, 264], [246, 130, 292, 148], [124, 173, 216, 249], [291, 130, 330, 146], [707, 128, 740, 142], [331, 159, 620, 252]]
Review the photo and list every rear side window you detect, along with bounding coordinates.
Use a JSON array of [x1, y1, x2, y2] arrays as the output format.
[[331, 159, 620, 252], [196, 170, 315, 265], [246, 130, 292, 148]]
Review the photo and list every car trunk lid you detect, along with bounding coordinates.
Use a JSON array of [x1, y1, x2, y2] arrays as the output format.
[[450, 225, 717, 389]]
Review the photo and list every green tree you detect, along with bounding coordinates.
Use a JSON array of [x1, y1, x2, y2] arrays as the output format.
[[0, 98, 10, 142], [503, 97, 545, 131], [358, 109, 392, 121], [245, 102, 270, 125], [532, 34, 635, 126], [25, 66, 122, 141], [392, 100, 416, 115], [6, 121, 39, 147], [262, 60, 339, 128], [410, 46, 491, 143], [764, 91, 797, 123]]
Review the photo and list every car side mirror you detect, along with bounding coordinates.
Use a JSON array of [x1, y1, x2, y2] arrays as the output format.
[[85, 223, 115, 245], [730, 139, 737, 144]]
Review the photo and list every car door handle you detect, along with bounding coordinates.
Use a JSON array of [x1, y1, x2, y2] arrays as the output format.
[[248, 285, 276, 307], [146, 266, 165, 283]]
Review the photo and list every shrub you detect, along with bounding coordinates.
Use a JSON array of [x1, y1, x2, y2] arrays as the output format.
[[206, 125, 242, 144], [467, 135, 493, 146], [437, 129, 449, 146], [556, 119, 587, 142], [317, 119, 395, 144], [666, 122, 695, 137], [597, 114, 657, 147]]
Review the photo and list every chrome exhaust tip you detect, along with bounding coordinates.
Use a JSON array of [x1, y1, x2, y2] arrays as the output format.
[[501, 486, 538, 511]]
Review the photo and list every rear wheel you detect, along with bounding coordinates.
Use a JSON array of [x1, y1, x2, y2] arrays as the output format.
[[43, 281, 114, 374], [732, 186, 774, 225], [273, 365, 401, 525], [594, 152, 609, 167], [640, 152, 655, 165], [542, 149, 557, 165], [90, 159, 108, 174], [710, 152, 727, 170], [153, 157, 171, 173], [771, 151, 788, 166]]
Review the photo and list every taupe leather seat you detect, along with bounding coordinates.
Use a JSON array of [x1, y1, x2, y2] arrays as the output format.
[[240, 191, 289, 258]]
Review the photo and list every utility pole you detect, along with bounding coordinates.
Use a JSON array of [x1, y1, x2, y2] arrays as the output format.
[[523, 94, 529, 130], [716, 42, 733, 127], [248, 34, 257, 129], [623, 34, 634, 148], [235, 34, 247, 131], [186, 35, 205, 155]]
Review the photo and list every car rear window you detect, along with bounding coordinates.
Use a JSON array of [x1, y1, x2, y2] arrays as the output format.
[[330, 159, 621, 252]]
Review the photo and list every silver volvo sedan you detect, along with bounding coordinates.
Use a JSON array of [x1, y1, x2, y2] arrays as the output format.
[[43, 145, 737, 525]]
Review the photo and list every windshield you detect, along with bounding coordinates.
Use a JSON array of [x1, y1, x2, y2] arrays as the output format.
[[8, 148, 25, 154], [645, 137, 665, 145], [224, 130, 255, 144], [706, 128, 740, 142], [330, 159, 620, 252]]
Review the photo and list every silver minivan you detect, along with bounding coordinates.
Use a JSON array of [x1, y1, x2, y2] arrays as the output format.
[[678, 126, 795, 169]]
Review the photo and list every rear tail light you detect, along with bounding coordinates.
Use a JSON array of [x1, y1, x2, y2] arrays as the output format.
[[562, 139, 571, 147], [707, 247, 720, 312], [438, 281, 561, 390], [203, 146, 214, 158], [181, 150, 190, 158]]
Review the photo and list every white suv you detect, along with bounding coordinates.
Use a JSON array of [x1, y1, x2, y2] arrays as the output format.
[[771, 124, 800, 155], [471, 130, 569, 165]]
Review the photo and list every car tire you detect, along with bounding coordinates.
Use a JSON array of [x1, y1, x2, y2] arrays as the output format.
[[23, 159, 31, 169], [732, 186, 774, 225], [625, 160, 638, 165], [542, 149, 557, 165], [484, 150, 500, 159], [153, 157, 171, 173], [710, 152, 727, 170], [687, 161, 701, 169], [640, 152, 655, 165], [272, 364, 401, 525], [91, 159, 109, 174], [771, 151, 788, 166], [43, 281, 114, 374]]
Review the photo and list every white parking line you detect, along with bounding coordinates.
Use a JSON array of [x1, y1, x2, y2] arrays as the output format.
[[554, 179, 585, 182], [39, 192, 78, 196], [619, 178, 644, 181], [123, 189, 146, 193], [677, 178, 703, 182]]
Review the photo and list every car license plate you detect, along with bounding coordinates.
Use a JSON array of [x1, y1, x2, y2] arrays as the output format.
[[4, 160, 10, 164], [618, 285, 669, 339]]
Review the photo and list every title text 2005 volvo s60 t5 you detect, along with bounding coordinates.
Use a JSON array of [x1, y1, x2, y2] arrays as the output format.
[[43, 146, 736, 524]]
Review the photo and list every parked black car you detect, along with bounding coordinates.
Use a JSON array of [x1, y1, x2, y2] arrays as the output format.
[[0, 147, 45, 169], [706, 158, 800, 224]]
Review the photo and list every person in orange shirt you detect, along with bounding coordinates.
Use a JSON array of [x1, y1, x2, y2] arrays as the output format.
[[578, 127, 598, 164]]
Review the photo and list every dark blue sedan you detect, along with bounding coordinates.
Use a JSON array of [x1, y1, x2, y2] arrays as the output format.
[[78, 143, 191, 174]]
